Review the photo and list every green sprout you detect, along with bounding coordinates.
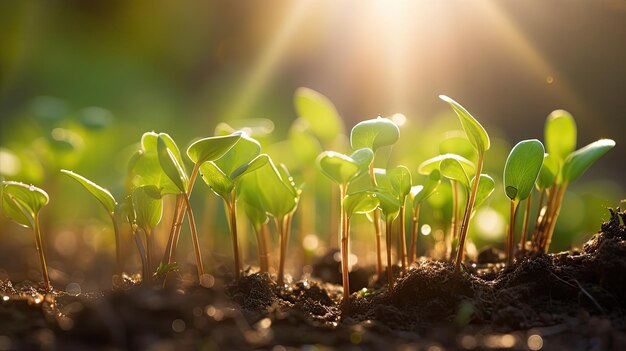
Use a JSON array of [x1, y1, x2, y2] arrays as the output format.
[[350, 117, 400, 277], [239, 157, 298, 283], [131, 185, 163, 284], [533, 110, 615, 252], [439, 95, 490, 274], [60, 170, 122, 277], [199, 132, 268, 280], [418, 154, 475, 260], [317, 148, 373, 298], [1, 181, 51, 290], [408, 170, 441, 265], [388, 165, 412, 273], [503, 139, 545, 265]]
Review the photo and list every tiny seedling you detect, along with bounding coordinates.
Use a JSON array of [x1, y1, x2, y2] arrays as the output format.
[[199, 132, 268, 279], [1, 181, 51, 290], [350, 116, 400, 277], [408, 170, 441, 265], [317, 148, 373, 299], [439, 95, 490, 273], [503, 139, 545, 265], [533, 110, 616, 252], [239, 156, 298, 283], [60, 170, 122, 276]]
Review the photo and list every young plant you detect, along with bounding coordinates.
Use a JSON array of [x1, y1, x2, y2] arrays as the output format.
[[418, 154, 475, 259], [388, 166, 412, 273], [534, 110, 616, 252], [317, 148, 373, 298], [350, 117, 400, 277], [60, 170, 123, 277], [408, 170, 441, 265], [131, 185, 163, 284], [199, 132, 268, 279], [342, 190, 379, 299], [503, 139, 545, 266], [1, 181, 51, 290], [439, 95, 490, 273], [239, 157, 298, 283]]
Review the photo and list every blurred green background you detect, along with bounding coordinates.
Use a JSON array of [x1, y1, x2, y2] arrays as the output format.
[[0, 0, 624, 289]]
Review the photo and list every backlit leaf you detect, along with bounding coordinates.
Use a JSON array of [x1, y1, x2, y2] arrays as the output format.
[[439, 95, 490, 154], [417, 153, 475, 176], [388, 165, 412, 200], [186, 134, 241, 164], [157, 135, 188, 193], [503, 139, 545, 201], [1, 181, 49, 229], [132, 185, 163, 232], [562, 139, 615, 184], [61, 170, 117, 214], [472, 174, 495, 209], [294, 87, 344, 145], [411, 170, 441, 206], [440, 158, 470, 190], [545, 109, 576, 163], [535, 153, 558, 190], [200, 161, 234, 199], [343, 191, 379, 219], [317, 151, 359, 185], [214, 132, 261, 178], [350, 117, 400, 152]]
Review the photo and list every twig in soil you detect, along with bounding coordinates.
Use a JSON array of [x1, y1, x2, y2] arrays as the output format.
[[548, 271, 606, 314]]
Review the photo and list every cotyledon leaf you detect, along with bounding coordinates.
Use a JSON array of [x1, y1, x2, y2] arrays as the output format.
[[350, 117, 400, 152], [417, 153, 475, 176], [61, 170, 117, 214], [1, 181, 49, 229], [440, 157, 470, 190], [439, 95, 490, 154], [503, 139, 545, 201], [186, 133, 241, 164], [544, 109, 576, 163], [562, 139, 615, 184]]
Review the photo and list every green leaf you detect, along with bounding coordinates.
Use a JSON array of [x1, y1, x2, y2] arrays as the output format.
[[129, 151, 180, 195], [294, 87, 344, 144], [230, 154, 270, 181], [157, 135, 189, 193], [1, 181, 49, 229], [239, 200, 268, 229], [438, 134, 474, 160], [411, 170, 441, 206], [343, 191, 379, 219], [214, 118, 275, 137], [388, 165, 412, 201], [417, 153, 475, 176], [373, 168, 392, 190], [239, 157, 297, 218], [317, 151, 360, 185], [536, 153, 558, 190], [440, 157, 470, 190], [472, 174, 495, 209], [350, 148, 374, 172], [200, 161, 234, 199], [186, 133, 241, 164], [562, 139, 615, 184], [374, 189, 400, 221], [142, 132, 186, 173], [503, 139, 545, 201], [61, 170, 117, 214], [350, 117, 400, 152], [132, 185, 163, 232], [214, 132, 261, 178], [544, 109, 576, 163], [439, 95, 490, 154]]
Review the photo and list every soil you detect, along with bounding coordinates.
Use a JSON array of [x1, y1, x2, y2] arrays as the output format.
[[1, 208, 625, 350]]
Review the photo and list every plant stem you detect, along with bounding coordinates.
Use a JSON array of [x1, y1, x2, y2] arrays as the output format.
[[507, 200, 519, 266], [168, 163, 201, 267], [530, 189, 545, 246], [226, 190, 242, 280], [398, 205, 408, 273], [134, 228, 148, 285], [277, 215, 292, 284], [34, 216, 51, 291], [449, 180, 459, 261], [409, 204, 421, 266], [183, 195, 205, 280], [255, 223, 269, 273], [519, 192, 533, 258], [543, 183, 567, 253], [146, 229, 154, 283], [454, 152, 483, 273], [339, 184, 350, 301], [368, 159, 384, 277], [110, 214, 123, 277], [385, 218, 394, 289], [162, 194, 182, 267]]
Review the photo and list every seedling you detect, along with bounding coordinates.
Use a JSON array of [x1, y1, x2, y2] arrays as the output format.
[[439, 95, 490, 273], [239, 157, 298, 283], [199, 132, 268, 279], [533, 110, 615, 252], [388, 166, 412, 273], [131, 185, 163, 283], [1, 181, 51, 290], [418, 154, 475, 259], [60, 170, 122, 276], [503, 139, 545, 265], [408, 170, 441, 265], [350, 117, 400, 277], [317, 148, 373, 298]]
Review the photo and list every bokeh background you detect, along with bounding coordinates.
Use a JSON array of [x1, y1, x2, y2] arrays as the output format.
[[1, 0, 624, 290]]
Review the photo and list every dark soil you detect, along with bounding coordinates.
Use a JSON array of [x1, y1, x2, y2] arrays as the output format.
[[1, 209, 626, 350]]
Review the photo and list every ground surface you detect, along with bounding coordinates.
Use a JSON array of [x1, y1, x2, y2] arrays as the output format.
[[1, 209, 625, 350]]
